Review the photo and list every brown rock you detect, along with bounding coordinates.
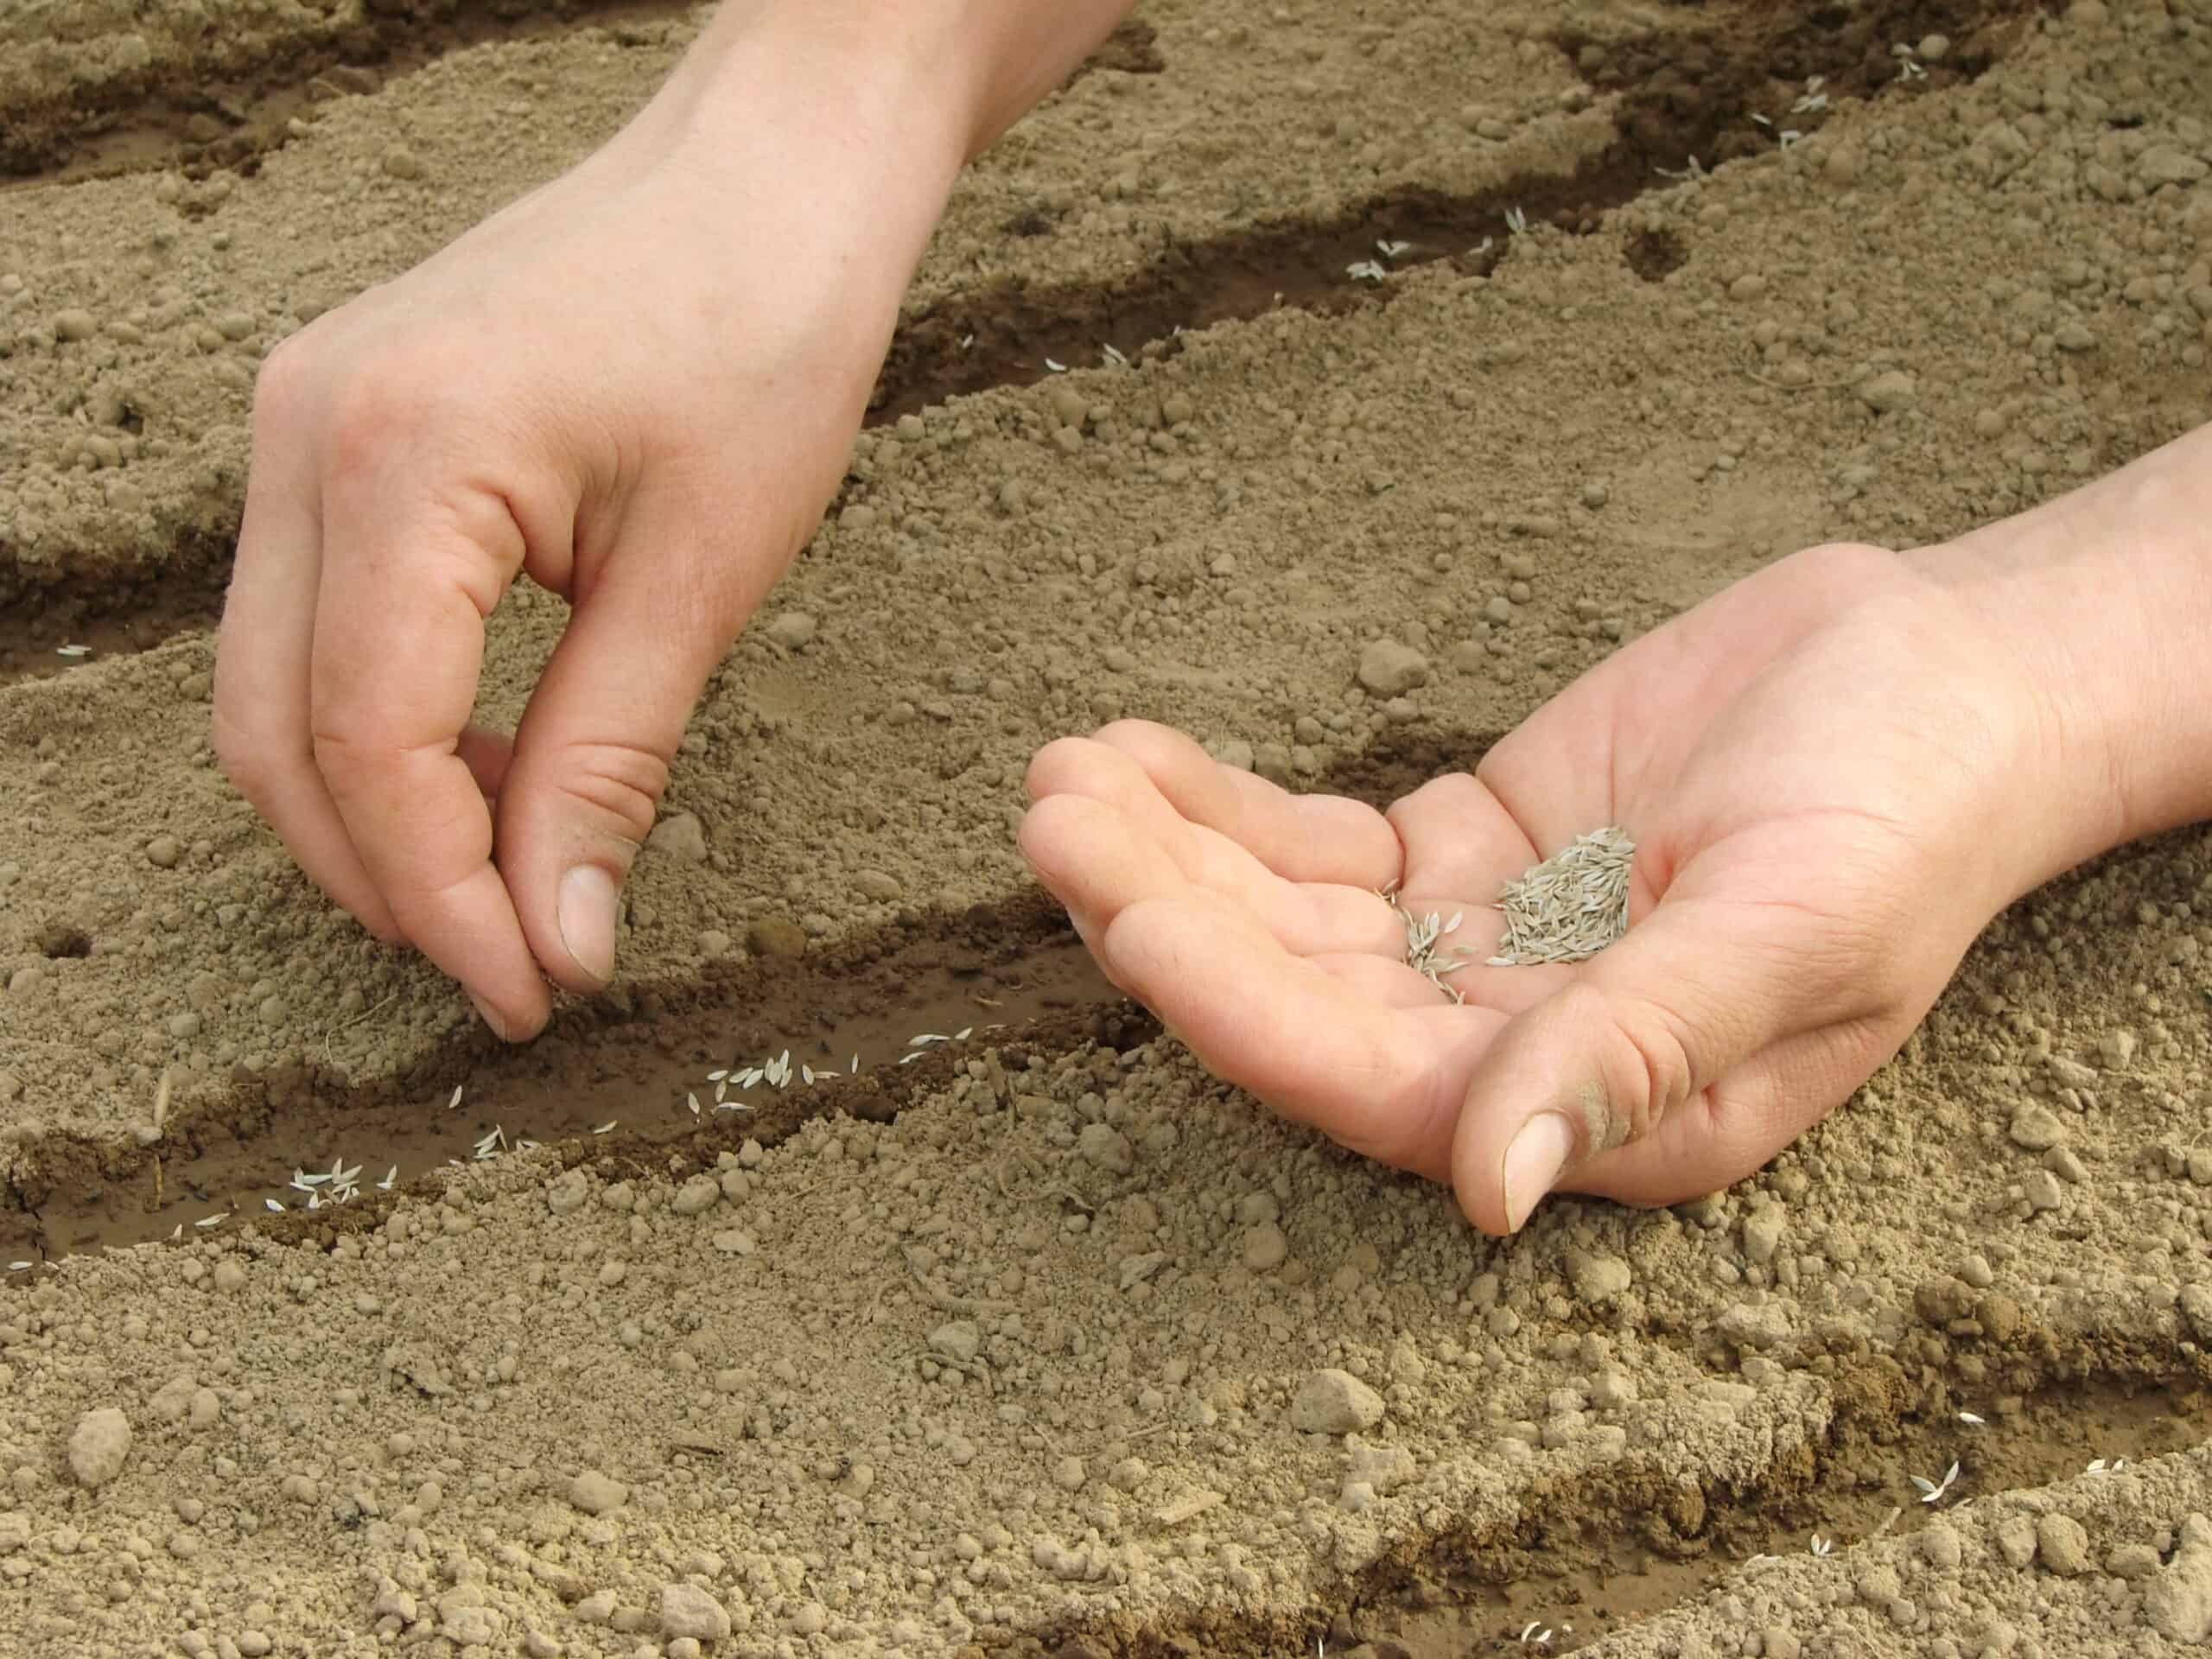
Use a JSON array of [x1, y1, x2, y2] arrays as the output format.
[[745, 917, 806, 958]]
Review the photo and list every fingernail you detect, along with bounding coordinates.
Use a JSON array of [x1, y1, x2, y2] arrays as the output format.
[[557, 864, 619, 984], [466, 988, 508, 1042], [1502, 1112, 1578, 1233]]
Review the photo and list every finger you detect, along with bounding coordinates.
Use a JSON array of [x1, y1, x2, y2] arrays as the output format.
[[493, 554, 727, 996], [1310, 952, 1461, 1010], [457, 725, 513, 803], [1448, 862, 1888, 1235], [1103, 896, 1504, 1177], [1090, 720, 1402, 887], [1566, 1014, 1891, 1208], [1384, 772, 1540, 899], [1027, 735, 1205, 869], [1028, 739, 1396, 947], [1020, 792, 1399, 961], [213, 368, 403, 942], [310, 485, 546, 1039]]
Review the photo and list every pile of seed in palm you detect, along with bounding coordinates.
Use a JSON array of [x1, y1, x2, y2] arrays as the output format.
[[1488, 825, 1636, 965]]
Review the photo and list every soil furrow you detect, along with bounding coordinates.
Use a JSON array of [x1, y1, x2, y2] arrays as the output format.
[[0, 726, 1505, 1266], [1, 10, 1165, 192], [0, 888, 1138, 1268], [872, 0, 2048, 423], [0, 0, 2045, 685], [2, 0, 2209, 1652], [0, 0, 693, 184], [1052, 1358, 2212, 1657]]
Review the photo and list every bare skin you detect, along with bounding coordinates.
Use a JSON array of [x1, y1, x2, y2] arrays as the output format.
[[213, 0, 2209, 1227], [212, 0, 1132, 1039], [1020, 428, 2212, 1233]]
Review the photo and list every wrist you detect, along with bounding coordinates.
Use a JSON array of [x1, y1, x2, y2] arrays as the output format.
[[614, 3, 980, 278], [1910, 424, 2212, 882], [638, 0, 1133, 179]]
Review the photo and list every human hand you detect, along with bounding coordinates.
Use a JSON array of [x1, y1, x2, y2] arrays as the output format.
[[211, 27, 971, 1039], [1019, 542, 2089, 1233]]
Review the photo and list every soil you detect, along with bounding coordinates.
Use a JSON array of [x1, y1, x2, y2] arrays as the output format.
[[2, 0, 2212, 1656]]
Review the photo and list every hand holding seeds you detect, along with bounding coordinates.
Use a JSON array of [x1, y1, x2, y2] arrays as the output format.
[[1022, 427, 2212, 1232], [1019, 557, 2019, 1233]]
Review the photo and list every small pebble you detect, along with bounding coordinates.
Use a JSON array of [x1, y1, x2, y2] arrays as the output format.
[[765, 612, 817, 649], [1858, 369, 1918, 413], [645, 811, 708, 863], [67, 1408, 131, 1488], [1242, 1223, 1288, 1272], [658, 1583, 731, 1643], [567, 1470, 628, 1515], [1288, 1369, 1385, 1435], [929, 1322, 981, 1363], [746, 917, 806, 958], [1567, 1249, 1632, 1306], [1356, 639, 1429, 696], [2036, 1513, 2092, 1576], [2008, 1103, 2067, 1150], [1077, 1122, 1133, 1174]]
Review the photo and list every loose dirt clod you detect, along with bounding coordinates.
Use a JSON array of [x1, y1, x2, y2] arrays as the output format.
[[65, 1408, 130, 1487], [1290, 1369, 1387, 1435]]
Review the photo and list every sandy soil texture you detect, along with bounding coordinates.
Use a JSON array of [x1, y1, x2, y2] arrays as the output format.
[[3, 0, 2212, 1655]]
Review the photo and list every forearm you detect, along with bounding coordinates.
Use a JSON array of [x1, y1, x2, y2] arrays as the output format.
[[583, 0, 1133, 322], [652, 0, 1135, 170], [1918, 422, 2212, 878]]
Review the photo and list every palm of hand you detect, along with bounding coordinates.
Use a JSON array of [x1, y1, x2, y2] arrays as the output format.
[[1021, 543, 2036, 1232]]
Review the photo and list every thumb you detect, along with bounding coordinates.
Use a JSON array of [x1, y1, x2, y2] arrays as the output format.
[[495, 559, 729, 995], [1450, 883, 1882, 1235]]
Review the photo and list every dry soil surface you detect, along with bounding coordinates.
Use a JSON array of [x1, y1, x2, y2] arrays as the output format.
[[3, 1, 2212, 1656]]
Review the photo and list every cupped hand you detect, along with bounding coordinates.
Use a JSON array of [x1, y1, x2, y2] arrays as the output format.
[[212, 65, 962, 1039], [1020, 543, 2075, 1232]]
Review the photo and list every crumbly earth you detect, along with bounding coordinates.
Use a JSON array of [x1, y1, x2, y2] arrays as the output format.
[[2, 0, 2212, 1655]]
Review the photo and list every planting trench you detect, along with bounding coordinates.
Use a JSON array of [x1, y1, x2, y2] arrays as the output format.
[[3, 0, 2211, 1653], [1061, 1364, 2212, 1657], [0, 0, 2050, 683]]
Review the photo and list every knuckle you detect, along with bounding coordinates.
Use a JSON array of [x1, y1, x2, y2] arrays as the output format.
[[1389, 769, 1482, 827], [1015, 791, 1090, 863], [251, 333, 319, 425], [209, 709, 265, 797], [321, 368, 443, 480], [1577, 982, 1698, 1149], [1788, 540, 1910, 592], [1023, 735, 1100, 800], [1091, 718, 1171, 762], [545, 742, 670, 842], [307, 724, 365, 783]]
